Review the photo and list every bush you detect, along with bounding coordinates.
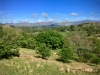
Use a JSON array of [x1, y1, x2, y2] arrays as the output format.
[[35, 30, 65, 50], [0, 25, 3, 38], [26, 38, 36, 49], [0, 44, 20, 59], [59, 47, 74, 62], [37, 43, 51, 59], [91, 56, 100, 64], [0, 26, 20, 59], [76, 53, 94, 63], [0, 45, 12, 59], [21, 39, 28, 48]]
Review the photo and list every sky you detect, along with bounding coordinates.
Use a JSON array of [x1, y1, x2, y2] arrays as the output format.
[[0, 0, 100, 23]]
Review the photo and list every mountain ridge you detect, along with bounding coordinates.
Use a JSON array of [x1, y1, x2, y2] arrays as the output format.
[[1, 20, 100, 27]]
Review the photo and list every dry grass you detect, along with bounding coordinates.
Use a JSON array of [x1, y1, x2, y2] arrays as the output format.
[[0, 48, 100, 75]]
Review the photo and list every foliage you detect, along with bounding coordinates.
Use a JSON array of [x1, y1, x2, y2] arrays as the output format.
[[0, 26, 20, 59], [0, 45, 12, 59], [0, 25, 3, 38], [35, 30, 65, 49], [0, 44, 20, 59], [0, 22, 100, 65], [91, 57, 100, 64], [37, 43, 51, 59], [59, 47, 74, 62], [92, 38, 100, 55], [26, 38, 36, 49], [19, 34, 28, 48], [20, 35, 36, 49], [69, 25, 75, 31]]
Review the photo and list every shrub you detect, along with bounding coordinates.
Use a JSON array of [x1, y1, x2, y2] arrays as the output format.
[[37, 43, 51, 59], [0, 25, 3, 38], [59, 47, 74, 62], [92, 57, 100, 64], [0, 26, 20, 59], [0, 44, 20, 59], [0, 45, 12, 59], [35, 30, 65, 50], [26, 38, 36, 49]]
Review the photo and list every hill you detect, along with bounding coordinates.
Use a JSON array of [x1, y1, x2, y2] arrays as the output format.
[[0, 22, 100, 75], [0, 48, 100, 75]]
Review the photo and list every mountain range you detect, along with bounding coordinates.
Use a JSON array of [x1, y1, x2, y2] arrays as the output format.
[[2, 20, 100, 27]]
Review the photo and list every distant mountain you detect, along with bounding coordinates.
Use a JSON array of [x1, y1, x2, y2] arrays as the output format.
[[0, 23, 6, 26], [42, 24, 60, 28], [2, 20, 100, 27]]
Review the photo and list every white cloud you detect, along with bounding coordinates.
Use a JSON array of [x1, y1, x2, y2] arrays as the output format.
[[3, 18, 15, 23], [70, 13, 78, 16], [32, 13, 38, 19], [24, 19, 29, 23], [53, 15, 58, 18], [59, 18, 69, 22], [10, 18, 14, 23], [44, 18, 54, 22], [38, 19, 42, 22], [41, 13, 48, 18], [74, 18, 83, 21], [37, 18, 54, 22], [18, 19, 29, 23]]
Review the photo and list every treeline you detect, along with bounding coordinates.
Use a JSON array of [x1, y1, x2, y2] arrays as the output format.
[[0, 22, 100, 64]]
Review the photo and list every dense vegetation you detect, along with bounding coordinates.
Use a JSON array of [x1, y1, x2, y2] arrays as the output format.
[[0, 22, 100, 64], [35, 30, 65, 49], [0, 23, 100, 75], [0, 26, 20, 59]]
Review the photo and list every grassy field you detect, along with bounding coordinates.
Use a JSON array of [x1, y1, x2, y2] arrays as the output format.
[[0, 48, 100, 75]]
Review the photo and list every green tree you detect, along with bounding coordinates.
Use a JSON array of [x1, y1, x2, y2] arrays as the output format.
[[59, 47, 74, 62], [92, 38, 100, 55], [0, 26, 20, 59], [0, 45, 11, 59], [37, 43, 51, 59], [35, 30, 65, 49], [92, 57, 100, 64], [70, 25, 75, 31], [27, 38, 36, 49], [0, 25, 3, 38]]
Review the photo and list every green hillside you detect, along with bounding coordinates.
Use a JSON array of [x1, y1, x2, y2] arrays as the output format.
[[0, 22, 100, 75]]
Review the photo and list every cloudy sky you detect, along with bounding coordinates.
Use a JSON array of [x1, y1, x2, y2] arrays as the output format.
[[0, 0, 100, 23]]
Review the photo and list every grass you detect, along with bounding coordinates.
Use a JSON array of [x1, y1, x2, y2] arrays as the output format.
[[0, 48, 100, 75]]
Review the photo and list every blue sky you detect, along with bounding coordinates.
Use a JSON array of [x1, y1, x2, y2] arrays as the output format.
[[0, 0, 100, 23]]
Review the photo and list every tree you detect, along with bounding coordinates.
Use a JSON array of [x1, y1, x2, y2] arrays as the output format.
[[0, 26, 20, 59], [27, 38, 36, 49], [92, 38, 100, 55], [70, 25, 75, 31], [0, 45, 12, 59], [0, 25, 3, 38], [35, 30, 65, 49], [59, 47, 74, 62], [37, 43, 51, 59]]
